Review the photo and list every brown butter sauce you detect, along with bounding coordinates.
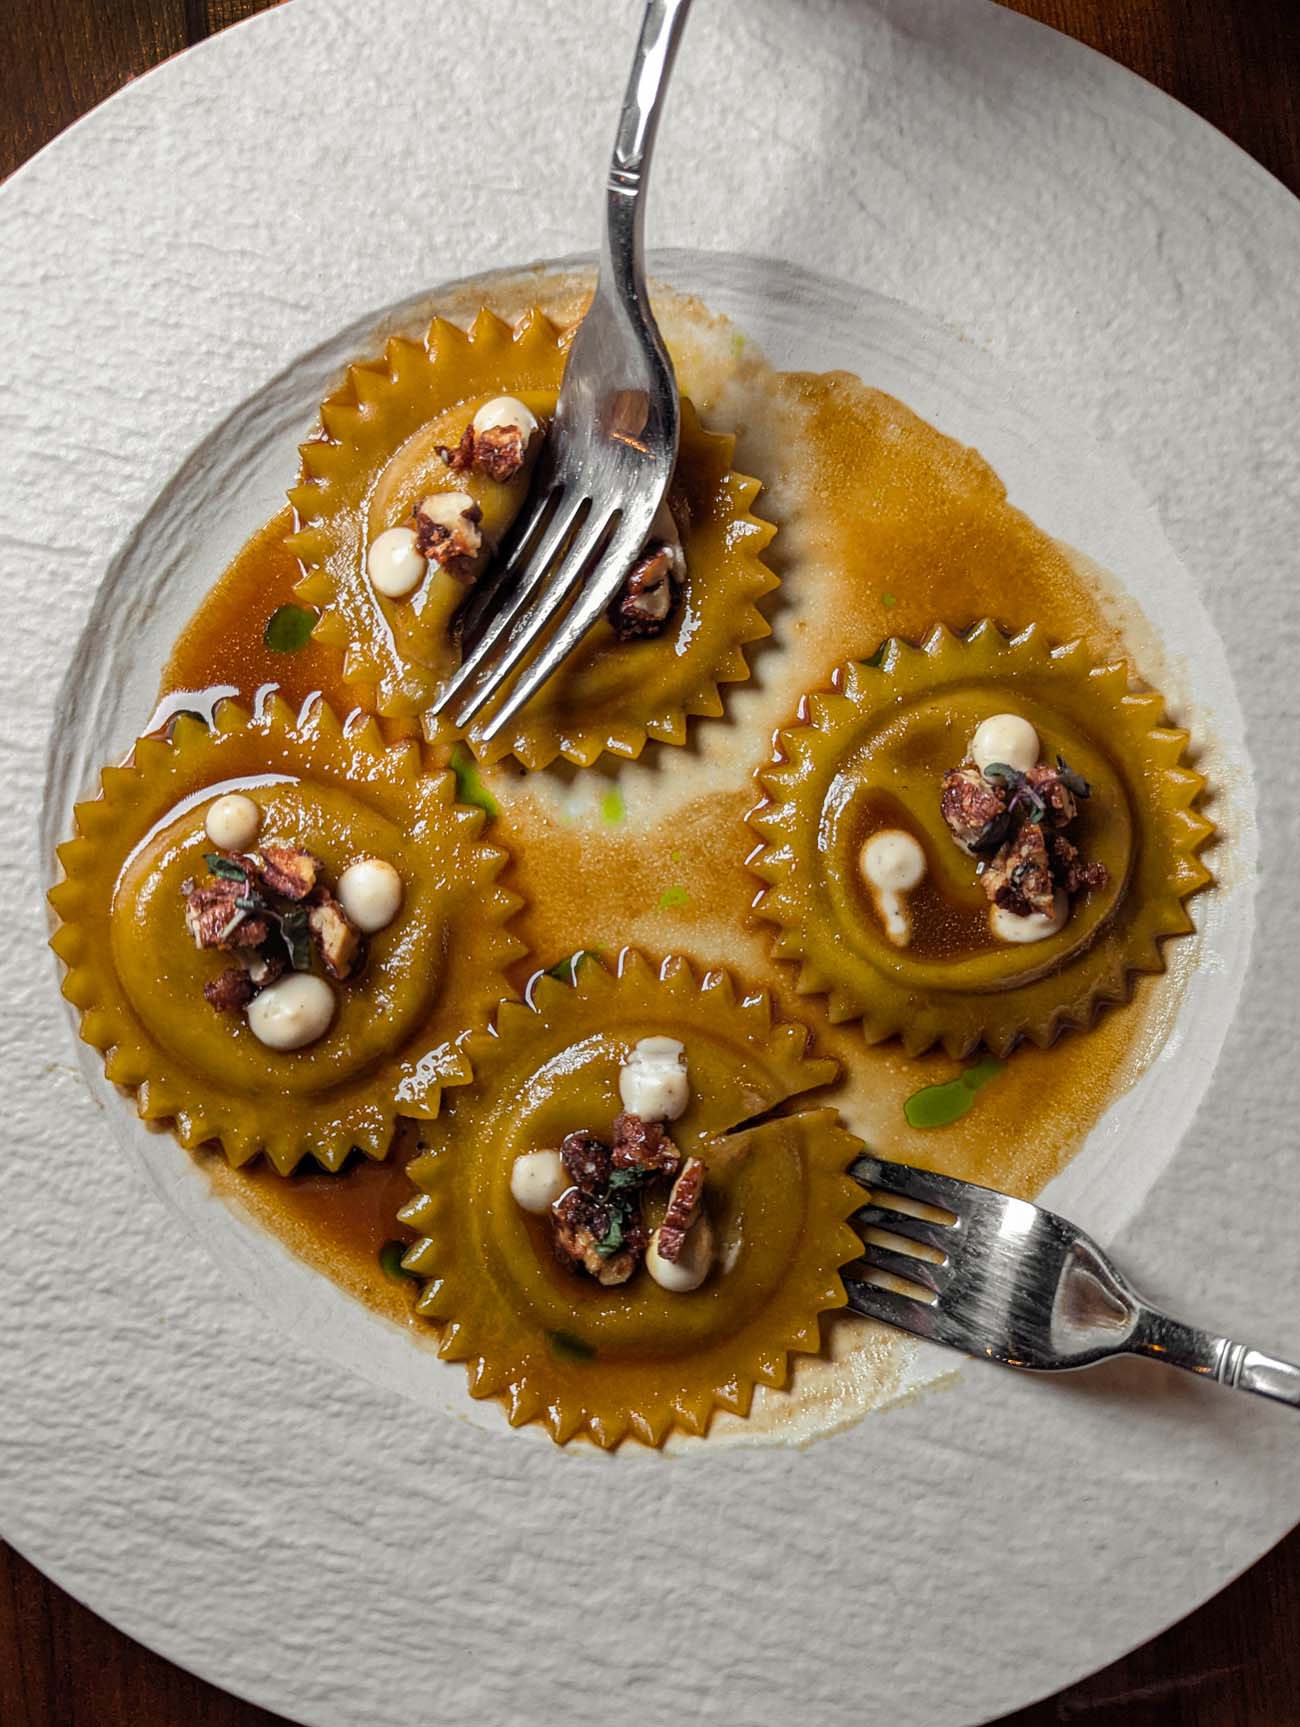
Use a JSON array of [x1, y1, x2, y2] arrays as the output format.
[[169, 327, 1196, 1426]]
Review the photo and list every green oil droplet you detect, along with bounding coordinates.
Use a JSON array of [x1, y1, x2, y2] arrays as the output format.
[[658, 885, 690, 910], [601, 787, 626, 825], [904, 1057, 1005, 1129], [379, 1240, 420, 1283], [450, 744, 499, 819]]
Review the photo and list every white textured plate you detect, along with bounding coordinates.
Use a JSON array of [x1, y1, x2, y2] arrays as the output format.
[[1, 2, 1298, 1724]]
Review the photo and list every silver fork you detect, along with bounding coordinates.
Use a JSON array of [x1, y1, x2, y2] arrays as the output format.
[[430, 0, 693, 741], [848, 1155, 1300, 1409]]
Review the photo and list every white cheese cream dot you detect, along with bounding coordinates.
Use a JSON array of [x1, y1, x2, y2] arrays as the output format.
[[971, 712, 1040, 776], [646, 1216, 715, 1294], [861, 829, 927, 893], [246, 974, 336, 1051], [337, 857, 403, 934], [860, 829, 927, 949], [472, 394, 539, 441], [366, 525, 427, 599], [618, 1035, 689, 1122], [509, 1150, 568, 1215], [989, 889, 1069, 945], [204, 792, 261, 852]]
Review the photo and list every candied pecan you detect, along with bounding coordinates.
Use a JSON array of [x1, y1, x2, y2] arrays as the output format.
[[983, 822, 1056, 918], [245, 843, 319, 901], [560, 1130, 612, 1194], [245, 948, 284, 989], [611, 1112, 682, 1177], [1048, 832, 1108, 896], [182, 879, 269, 950], [551, 1187, 643, 1286], [657, 1156, 706, 1263], [203, 966, 255, 1012], [1025, 763, 1078, 829], [411, 495, 484, 578], [608, 544, 679, 641], [435, 425, 476, 473], [940, 766, 1007, 851], [435, 422, 528, 484], [307, 888, 362, 980]]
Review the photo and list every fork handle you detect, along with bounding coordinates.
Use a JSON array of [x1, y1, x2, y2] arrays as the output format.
[[1131, 1312, 1300, 1409], [603, 0, 693, 298]]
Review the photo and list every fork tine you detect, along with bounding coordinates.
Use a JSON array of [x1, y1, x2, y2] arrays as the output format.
[[431, 491, 589, 723], [850, 1154, 969, 1219], [842, 1276, 940, 1337], [854, 1203, 956, 1257], [857, 1238, 945, 1295], [450, 479, 558, 657], [476, 511, 650, 743], [453, 506, 614, 730]]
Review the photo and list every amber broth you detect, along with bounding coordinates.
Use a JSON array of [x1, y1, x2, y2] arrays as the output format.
[[161, 297, 1198, 1431]]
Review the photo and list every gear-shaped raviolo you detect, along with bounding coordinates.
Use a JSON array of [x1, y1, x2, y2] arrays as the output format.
[[48, 698, 522, 1173], [288, 307, 778, 769], [748, 623, 1214, 1058], [397, 951, 864, 1448]]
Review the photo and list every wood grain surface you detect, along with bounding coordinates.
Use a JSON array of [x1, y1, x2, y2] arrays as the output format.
[[1, 2, 1297, 1724]]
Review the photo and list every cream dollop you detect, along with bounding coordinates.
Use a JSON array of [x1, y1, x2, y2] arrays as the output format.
[[509, 1150, 568, 1215], [246, 974, 336, 1051], [337, 857, 403, 934], [860, 828, 927, 948], [646, 1216, 715, 1293], [472, 394, 539, 442], [618, 1036, 689, 1122], [366, 525, 427, 599], [990, 889, 1069, 945], [971, 712, 1040, 776], [204, 792, 260, 853]]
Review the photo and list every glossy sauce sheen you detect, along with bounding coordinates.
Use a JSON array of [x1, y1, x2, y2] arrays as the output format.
[[165, 297, 1197, 1432]]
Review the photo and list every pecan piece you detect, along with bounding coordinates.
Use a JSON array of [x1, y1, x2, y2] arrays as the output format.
[[203, 965, 256, 1012], [656, 1156, 706, 1264], [411, 494, 484, 579], [182, 878, 269, 950], [245, 843, 319, 902], [1048, 832, 1109, 897], [560, 1130, 612, 1194], [610, 1112, 681, 1178], [1025, 762, 1078, 829], [982, 821, 1056, 918], [550, 1187, 643, 1286], [608, 543, 679, 641], [940, 766, 1007, 851], [435, 423, 528, 484], [306, 888, 362, 980]]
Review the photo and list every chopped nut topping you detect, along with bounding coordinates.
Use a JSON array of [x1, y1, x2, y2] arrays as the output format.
[[182, 878, 269, 951], [559, 1130, 612, 1194], [940, 751, 1108, 925], [306, 888, 363, 980], [551, 1187, 644, 1286], [610, 1111, 682, 1177], [657, 1156, 706, 1263], [411, 495, 484, 579], [245, 843, 319, 902], [981, 821, 1056, 918], [608, 543, 680, 641], [202, 966, 256, 1012], [435, 422, 528, 484], [940, 765, 1006, 852]]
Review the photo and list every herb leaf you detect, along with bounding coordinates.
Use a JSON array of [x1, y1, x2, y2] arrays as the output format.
[[378, 1240, 420, 1283], [1056, 755, 1091, 798], [658, 884, 690, 910], [450, 743, 499, 819], [548, 1328, 596, 1362], [264, 604, 318, 654], [600, 786, 626, 825], [595, 1209, 625, 1257], [545, 949, 599, 983], [205, 853, 248, 880], [278, 907, 313, 972]]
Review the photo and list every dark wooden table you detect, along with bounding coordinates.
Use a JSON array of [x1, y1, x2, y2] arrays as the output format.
[[1, 3, 1297, 1724]]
